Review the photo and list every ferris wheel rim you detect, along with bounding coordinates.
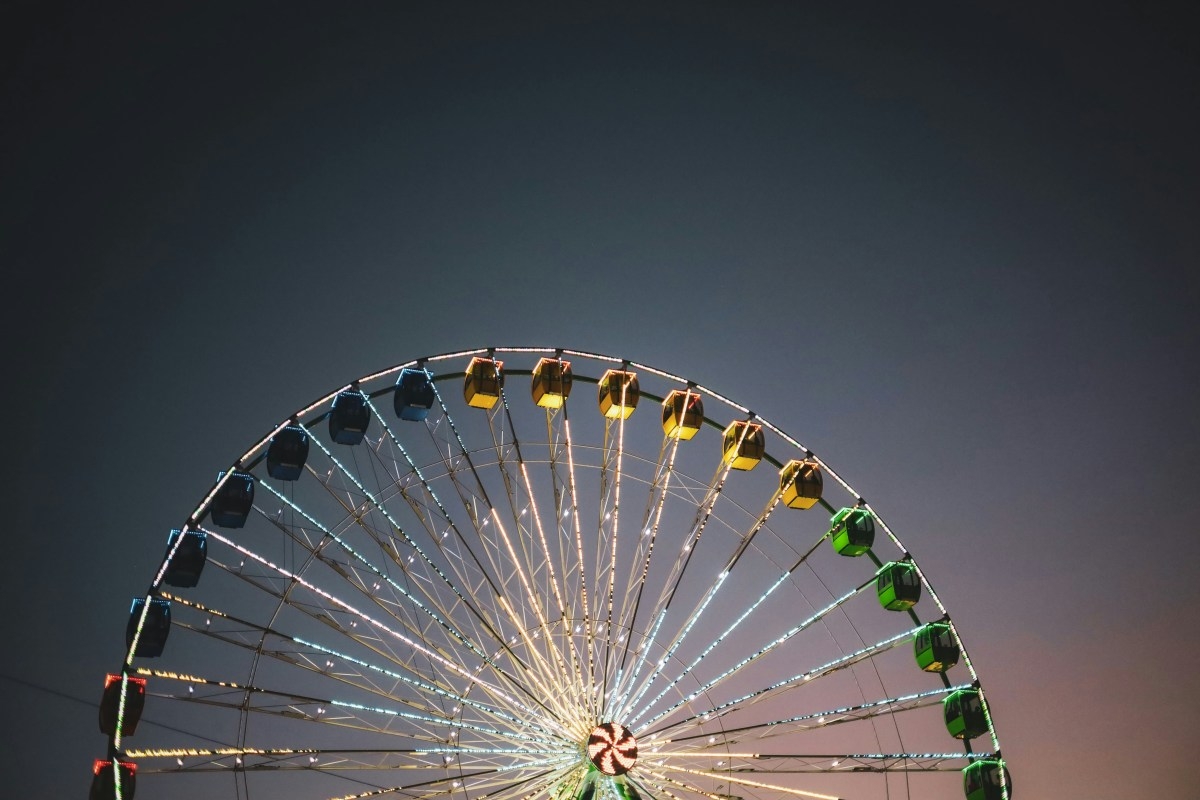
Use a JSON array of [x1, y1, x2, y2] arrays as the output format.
[[102, 345, 1007, 800]]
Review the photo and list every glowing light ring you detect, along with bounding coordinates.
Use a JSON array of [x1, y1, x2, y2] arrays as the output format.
[[587, 723, 638, 776]]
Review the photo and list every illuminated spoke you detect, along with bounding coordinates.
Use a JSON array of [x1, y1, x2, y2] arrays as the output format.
[[635, 574, 880, 732], [662, 685, 970, 746]]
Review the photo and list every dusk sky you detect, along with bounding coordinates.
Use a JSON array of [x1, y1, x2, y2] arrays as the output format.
[[2, 3, 1197, 798]]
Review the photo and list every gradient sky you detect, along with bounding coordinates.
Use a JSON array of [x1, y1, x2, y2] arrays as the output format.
[[2, 2, 1197, 798]]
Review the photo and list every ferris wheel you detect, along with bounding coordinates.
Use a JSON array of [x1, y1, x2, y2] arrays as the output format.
[[91, 347, 1010, 800]]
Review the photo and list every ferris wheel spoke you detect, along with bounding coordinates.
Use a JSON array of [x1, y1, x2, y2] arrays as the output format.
[[456, 760, 572, 793], [132, 665, 562, 751], [558, 399, 599, 720], [614, 434, 674, 636], [453, 765, 568, 800], [377, 466, 553, 708], [312, 768, 545, 800], [157, 589, 556, 744], [254, 481, 508, 676], [618, 449, 741, 724], [606, 434, 683, 721], [355, 450, 571, 724], [536, 405, 589, 716], [422, 377, 587, 715], [628, 522, 844, 729], [196, 551, 502, 717], [629, 768, 705, 800], [593, 400, 632, 710], [422, 382, 579, 725], [311, 764, 563, 800], [158, 597, 442, 716], [302, 422, 519, 668], [511, 403, 594, 719], [481, 388, 581, 715], [201, 528, 552, 730], [638, 761, 842, 800], [360, 394, 520, 655], [664, 684, 971, 747], [451, 407, 542, 633], [127, 748, 565, 774], [501, 393, 595, 719], [149, 693, 458, 747], [663, 751, 983, 773], [299, 423, 570, 728], [720, 626, 922, 716], [131, 665, 440, 736], [135, 601, 544, 738], [635, 572, 880, 733]]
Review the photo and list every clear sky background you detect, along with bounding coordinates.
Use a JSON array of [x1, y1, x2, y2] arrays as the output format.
[[2, 2, 1197, 798]]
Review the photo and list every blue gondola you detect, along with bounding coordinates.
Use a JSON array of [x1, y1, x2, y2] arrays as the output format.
[[90, 760, 136, 800], [125, 597, 170, 657], [210, 471, 254, 528], [162, 529, 207, 588], [394, 368, 435, 421], [266, 425, 309, 480], [329, 389, 371, 444]]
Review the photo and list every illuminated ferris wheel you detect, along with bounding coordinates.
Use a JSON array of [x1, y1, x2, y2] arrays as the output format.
[[92, 347, 1010, 800]]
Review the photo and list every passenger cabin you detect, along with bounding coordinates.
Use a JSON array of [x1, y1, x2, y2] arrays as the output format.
[[616, 780, 642, 800], [876, 561, 921, 611], [210, 471, 254, 528], [126, 597, 171, 657], [329, 390, 371, 445], [266, 425, 309, 480], [780, 459, 823, 509], [532, 358, 573, 408], [553, 774, 592, 800], [661, 389, 703, 439], [829, 507, 874, 556], [944, 688, 989, 741], [394, 368, 435, 421], [90, 760, 137, 800], [722, 421, 765, 471], [464, 357, 504, 409], [163, 529, 207, 588], [963, 759, 1012, 800], [598, 370, 639, 419], [914, 622, 959, 672], [99, 674, 146, 736]]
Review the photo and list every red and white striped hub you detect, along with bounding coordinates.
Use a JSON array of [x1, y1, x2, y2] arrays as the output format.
[[587, 722, 637, 776]]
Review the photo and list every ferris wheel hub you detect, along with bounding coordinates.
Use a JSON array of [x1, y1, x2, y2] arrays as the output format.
[[587, 722, 637, 775]]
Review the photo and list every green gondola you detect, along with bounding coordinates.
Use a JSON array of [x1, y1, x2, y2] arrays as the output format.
[[963, 758, 1012, 800], [877, 561, 920, 611], [828, 507, 874, 556], [914, 622, 959, 672], [944, 688, 989, 740], [614, 777, 642, 800]]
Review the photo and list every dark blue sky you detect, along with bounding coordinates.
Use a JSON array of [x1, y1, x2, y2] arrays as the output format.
[[2, 2, 1197, 798]]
